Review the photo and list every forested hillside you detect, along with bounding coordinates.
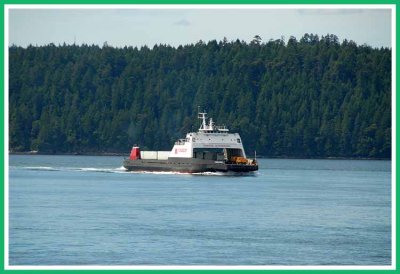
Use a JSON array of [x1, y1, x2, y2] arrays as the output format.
[[9, 34, 391, 158]]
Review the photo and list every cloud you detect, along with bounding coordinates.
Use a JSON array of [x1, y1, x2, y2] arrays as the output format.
[[297, 9, 364, 15], [174, 19, 191, 26]]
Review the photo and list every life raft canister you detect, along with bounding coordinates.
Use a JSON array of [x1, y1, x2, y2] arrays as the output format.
[[129, 146, 141, 160]]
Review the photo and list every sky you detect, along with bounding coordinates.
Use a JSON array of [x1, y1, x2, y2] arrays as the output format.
[[8, 6, 393, 49]]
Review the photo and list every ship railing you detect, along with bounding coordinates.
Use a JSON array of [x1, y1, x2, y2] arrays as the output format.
[[215, 125, 229, 132]]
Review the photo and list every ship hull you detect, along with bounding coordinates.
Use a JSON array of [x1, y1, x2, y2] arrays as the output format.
[[123, 158, 258, 173]]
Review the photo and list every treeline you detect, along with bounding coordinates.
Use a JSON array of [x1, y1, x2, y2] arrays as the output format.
[[9, 34, 391, 158]]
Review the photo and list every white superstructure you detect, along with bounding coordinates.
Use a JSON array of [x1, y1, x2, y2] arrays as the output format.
[[168, 111, 246, 159]]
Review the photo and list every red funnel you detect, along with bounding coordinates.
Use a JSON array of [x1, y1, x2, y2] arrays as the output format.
[[129, 146, 140, 160]]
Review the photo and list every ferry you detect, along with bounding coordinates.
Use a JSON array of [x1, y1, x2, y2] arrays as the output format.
[[123, 111, 258, 173]]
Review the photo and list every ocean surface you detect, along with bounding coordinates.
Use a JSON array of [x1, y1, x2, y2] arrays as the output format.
[[8, 155, 392, 266]]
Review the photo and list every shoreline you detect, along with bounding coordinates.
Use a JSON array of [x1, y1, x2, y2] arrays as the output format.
[[8, 151, 391, 161]]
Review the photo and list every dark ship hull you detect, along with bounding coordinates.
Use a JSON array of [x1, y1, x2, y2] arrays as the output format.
[[123, 158, 258, 173]]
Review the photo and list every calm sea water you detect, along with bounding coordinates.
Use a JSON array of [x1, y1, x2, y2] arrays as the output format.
[[9, 155, 391, 266]]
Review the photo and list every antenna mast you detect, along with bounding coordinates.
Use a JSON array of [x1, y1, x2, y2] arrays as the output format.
[[198, 107, 207, 131]]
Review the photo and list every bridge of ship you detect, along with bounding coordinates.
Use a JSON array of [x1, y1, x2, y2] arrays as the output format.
[[169, 111, 247, 161]]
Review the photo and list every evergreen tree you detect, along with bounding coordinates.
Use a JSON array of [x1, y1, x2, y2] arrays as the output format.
[[9, 35, 391, 158]]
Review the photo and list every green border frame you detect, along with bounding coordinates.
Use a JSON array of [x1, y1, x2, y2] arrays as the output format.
[[2, 0, 397, 273], [1, 0, 399, 4]]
